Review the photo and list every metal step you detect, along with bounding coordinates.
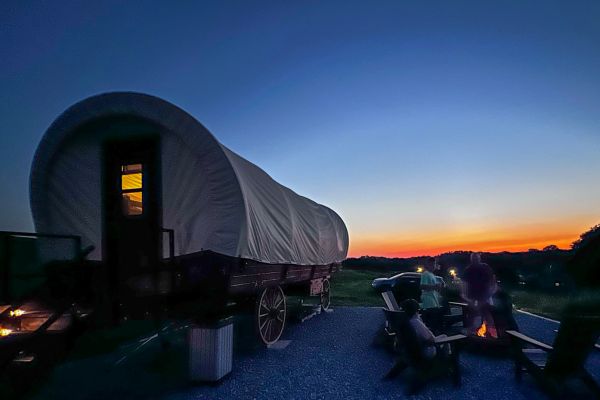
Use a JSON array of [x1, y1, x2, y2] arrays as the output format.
[[12, 353, 35, 364]]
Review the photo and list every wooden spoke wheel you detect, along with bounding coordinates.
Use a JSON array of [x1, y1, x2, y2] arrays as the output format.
[[320, 278, 331, 311], [255, 285, 286, 345]]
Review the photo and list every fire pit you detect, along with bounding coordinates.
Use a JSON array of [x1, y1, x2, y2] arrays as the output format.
[[466, 318, 509, 351], [462, 291, 519, 354], [476, 320, 494, 338]]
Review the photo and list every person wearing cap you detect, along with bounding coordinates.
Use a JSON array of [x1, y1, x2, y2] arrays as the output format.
[[400, 299, 448, 359]]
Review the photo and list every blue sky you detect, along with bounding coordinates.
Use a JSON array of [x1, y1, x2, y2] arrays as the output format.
[[1, 1, 599, 256]]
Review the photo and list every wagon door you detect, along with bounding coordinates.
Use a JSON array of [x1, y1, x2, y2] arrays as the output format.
[[102, 138, 162, 319]]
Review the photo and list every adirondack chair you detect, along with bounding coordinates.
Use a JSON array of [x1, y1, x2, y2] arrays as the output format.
[[382, 308, 466, 394], [507, 313, 600, 399], [421, 305, 466, 336], [377, 292, 402, 349], [380, 290, 465, 335], [381, 290, 401, 311]]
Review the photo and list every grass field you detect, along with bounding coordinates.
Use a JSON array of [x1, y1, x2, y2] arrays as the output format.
[[330, 268, 574, 319], [331, 269, 389, 306], [508, 290, 571, 320]]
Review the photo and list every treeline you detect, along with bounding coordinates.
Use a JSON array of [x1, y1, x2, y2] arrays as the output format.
[[342, 249, 573, 291], [343, 224, 600, 291]]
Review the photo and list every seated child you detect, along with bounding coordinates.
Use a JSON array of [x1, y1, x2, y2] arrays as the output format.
[[400, 299, 447, 359]]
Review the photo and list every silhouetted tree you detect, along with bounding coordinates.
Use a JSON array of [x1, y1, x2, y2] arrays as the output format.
[[543, 245, 559, 251], [568, 225, 600, 288], [571, 224, 600, 250]]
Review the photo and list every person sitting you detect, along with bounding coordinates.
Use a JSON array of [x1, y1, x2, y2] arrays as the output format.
[[401, 299, 447, 360], [385, 299, 464, 394]]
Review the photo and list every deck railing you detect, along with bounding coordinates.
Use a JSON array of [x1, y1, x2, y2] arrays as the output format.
[[0, 231, 82, 303], [161, 228, 175, 263]]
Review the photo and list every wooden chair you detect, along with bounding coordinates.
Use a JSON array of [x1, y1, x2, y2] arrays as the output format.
[[381, 290, 465, 335], [421, 306, 466, 336], [381, 291, 401, 311], [377, 292, 402, 349], [507, 313, 600, 399], [382, 308, 466, 394]]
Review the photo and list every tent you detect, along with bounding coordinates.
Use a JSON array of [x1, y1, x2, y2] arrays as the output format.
[[30, 92, 348, 267]]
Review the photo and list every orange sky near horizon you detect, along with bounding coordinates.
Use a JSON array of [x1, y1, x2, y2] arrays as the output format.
[[347, 217, 596, 258]]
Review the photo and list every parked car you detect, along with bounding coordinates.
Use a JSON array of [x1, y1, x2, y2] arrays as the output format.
[[372, 272, 450, 304], [371, 272, 422, 303]]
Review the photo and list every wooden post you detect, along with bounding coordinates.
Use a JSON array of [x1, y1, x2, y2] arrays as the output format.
[[1, 235, 11, 303]]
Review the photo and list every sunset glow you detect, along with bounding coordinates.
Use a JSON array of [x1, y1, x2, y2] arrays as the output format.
[[348, 217, 594, 258], [1, 2, 599, 262]]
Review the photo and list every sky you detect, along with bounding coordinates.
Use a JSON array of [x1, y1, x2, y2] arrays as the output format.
[[1, 1, 599, 258]]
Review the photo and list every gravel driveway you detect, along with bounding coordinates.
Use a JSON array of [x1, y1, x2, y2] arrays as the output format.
[[33, 307, 600, 400]]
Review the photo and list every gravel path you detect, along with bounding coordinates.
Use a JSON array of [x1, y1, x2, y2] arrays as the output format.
[[32, 307, 599, 400]]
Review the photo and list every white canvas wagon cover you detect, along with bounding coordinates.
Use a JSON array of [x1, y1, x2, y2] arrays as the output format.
[[30, 92, 348, 265]]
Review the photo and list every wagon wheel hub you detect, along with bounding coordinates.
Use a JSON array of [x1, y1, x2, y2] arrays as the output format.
[[268, 308, 279, 319]]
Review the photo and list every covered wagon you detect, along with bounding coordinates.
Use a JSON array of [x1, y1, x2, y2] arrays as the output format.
[[29, 92, 348, 344]]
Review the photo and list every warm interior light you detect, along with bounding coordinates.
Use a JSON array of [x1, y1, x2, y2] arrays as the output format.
[[449, 269, 457, 278], [122, 192, 143, 215], [121, 173, 142, 190], [416, 266, 424, 273], [121, 163, 142, 173], [9, 309, 25, 317], [121, 163, 143, 216], [123, 191, 143, 205], [0, 328, 12, 337]]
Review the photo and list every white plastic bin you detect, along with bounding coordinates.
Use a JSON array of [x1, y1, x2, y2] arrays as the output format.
[[189, 317, 233, 382]]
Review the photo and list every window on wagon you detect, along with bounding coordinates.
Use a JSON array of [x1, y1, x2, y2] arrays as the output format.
[[121, 163, 143, 216]]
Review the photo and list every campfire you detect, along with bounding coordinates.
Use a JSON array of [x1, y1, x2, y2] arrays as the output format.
[[464, 293, 519, 352], [464, 316, 508, 355], [454, 292, 518, 354], [475, 320, 498, 339], [476, 321, 487, 337]]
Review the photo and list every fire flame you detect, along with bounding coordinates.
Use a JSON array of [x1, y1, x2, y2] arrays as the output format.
[[0, 328, 12, 337], [476, 321, 487, 337], [9, 309, 25, 317]]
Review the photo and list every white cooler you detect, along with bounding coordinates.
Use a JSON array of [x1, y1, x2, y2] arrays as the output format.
[[188, 317, 234, 382]]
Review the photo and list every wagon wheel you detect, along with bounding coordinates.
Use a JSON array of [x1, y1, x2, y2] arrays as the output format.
[[255, 285, 286, 346], [320, 278, 331, 311]]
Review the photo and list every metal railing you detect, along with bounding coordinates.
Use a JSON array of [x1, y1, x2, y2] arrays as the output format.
[[0, 231, 82, 303], [161, 228, 176, 294], [161, 228, 175, 264]]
